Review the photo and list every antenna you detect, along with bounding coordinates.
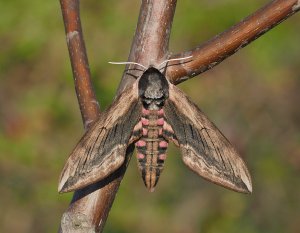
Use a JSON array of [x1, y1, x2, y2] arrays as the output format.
[[108, 61, 147, 70], [158, 55, 193, 69], [109, 55, 193, 72]]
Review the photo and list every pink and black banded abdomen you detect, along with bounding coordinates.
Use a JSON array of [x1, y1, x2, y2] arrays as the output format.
[[135, 108, 169, 192]]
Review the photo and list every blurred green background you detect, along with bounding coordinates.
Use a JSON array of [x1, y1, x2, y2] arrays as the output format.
[[1, 0, 300, 232]]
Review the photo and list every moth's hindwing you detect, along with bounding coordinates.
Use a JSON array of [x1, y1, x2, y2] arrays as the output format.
[[163, 84, 252, 193], [58, 83, 142, 193]]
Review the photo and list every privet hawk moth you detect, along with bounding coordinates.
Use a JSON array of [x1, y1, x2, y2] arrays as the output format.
[[58, 58, 252, 194]]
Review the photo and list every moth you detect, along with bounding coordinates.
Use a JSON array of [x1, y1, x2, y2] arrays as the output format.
[[58, 57, 252, 194]]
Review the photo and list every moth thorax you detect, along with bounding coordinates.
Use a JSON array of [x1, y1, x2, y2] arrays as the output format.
[[138, 67, 169, 110]]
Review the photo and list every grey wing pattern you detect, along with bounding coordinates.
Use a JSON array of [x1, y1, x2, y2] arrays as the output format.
[[58, 84, 142, 193], [163, 84, 252, 193]]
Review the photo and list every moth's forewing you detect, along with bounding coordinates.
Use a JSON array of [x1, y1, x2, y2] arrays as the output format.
[[164, 84, 252, 193], [58, 84, 142, 193]]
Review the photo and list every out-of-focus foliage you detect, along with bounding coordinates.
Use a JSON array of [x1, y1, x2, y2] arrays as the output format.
[[0, 0, 299, 232]]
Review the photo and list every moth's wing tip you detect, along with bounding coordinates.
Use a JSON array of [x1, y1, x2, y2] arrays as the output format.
[[239, 186, 252, 194], [235, 184, 252, 194], [227, 168, 253, 194], [247, 185, 253, 194], [245, 188, 252, 194], [238, 164, 253, 194], [58, 177, 76, 194], [219, 177, 252, 194], [181, 148, 253, 194], [231, 172, 252, 194], [58, 182, 69, 194], [58, 171, 71, 193], [58, 189, 66, 194], [241, 177, 253, 194]]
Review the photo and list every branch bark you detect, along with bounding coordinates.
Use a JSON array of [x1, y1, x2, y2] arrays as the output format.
[[166, 0, 300, 84], [58, 0, 299, 232], [59, 0, 99, 127]]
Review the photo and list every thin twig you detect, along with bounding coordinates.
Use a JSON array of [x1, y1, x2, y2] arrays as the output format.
[[166, 0, 300, 84], [59, 0, 99, 126]]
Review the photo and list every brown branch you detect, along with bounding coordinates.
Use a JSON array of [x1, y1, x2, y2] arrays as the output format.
[[59, 0, 176, 232], [59, 0, 99, 126], [166, 0, 300, 84]]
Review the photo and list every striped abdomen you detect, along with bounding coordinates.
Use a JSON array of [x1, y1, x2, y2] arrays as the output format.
[[135, 107, 168, 192]]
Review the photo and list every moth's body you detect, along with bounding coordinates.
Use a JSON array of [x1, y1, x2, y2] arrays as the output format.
[[59, 66, 252, 194], [135, 67, 170, 191]]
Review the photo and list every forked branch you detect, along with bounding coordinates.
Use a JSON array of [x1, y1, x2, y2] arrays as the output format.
[[58, 0, 299, 232]]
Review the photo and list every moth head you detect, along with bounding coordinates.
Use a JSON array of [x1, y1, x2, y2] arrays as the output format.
[[108, 55, 193, 110], [138, 67, 169, 110]]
